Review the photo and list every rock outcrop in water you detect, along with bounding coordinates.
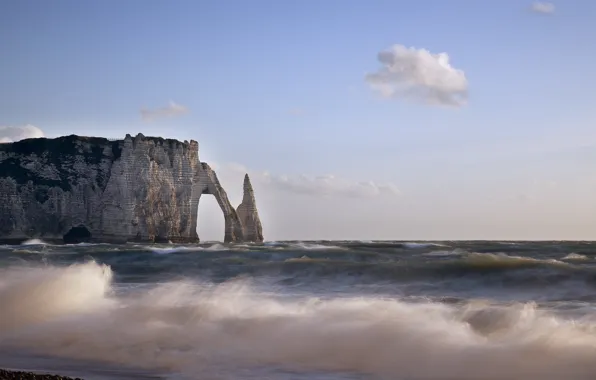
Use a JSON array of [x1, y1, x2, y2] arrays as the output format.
[[0, 133, 263, 244], [236, 174, 264, 242]]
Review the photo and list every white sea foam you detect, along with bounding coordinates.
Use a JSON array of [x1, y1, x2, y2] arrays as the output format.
[[20, 239, 48, 246], [1, 261, 596, 379], [147, 246, 194, 254], [204, 243, 226, 251], [64, 242, 105, 247], [291, 242, 342, 250], [422, 250, 461, 257], [403, 242, 447, 248], [10, 249, 41, 254], [562, 253, 589, 261], [463, 252, 568, 267], [147, 243, 227, 254]]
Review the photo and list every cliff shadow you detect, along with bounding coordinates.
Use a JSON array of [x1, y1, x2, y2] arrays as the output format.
[[197, 195, 224, 243], [63, 225, 92, 244]]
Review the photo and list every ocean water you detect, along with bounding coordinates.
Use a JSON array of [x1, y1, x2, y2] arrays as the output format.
[[2, 240, 596, 379]]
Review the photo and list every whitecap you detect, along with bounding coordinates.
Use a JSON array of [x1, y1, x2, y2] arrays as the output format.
[[562, 253, 589, 261], [204, 243, 226, 251], [403, 242, 447, 249], [20, 239, 48, 246], [291, 242, 342, 250], [423, 250, 461, 257], [1, 272, 596, 379]]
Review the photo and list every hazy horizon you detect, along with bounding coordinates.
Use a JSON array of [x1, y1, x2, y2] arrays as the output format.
[[2, 0, 596, 241]]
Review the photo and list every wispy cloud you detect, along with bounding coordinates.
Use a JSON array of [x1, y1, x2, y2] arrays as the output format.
[[222, 163, 400, 199], [140, 101, 188, 122], [0, 125, 45, 143], [531, 2, 555, 14], [198, 162, 401, 241], [365, 44, 468, 107]]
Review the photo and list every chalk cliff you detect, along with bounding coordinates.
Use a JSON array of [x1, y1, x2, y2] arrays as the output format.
[[236, 174, 264, 242], [0, 133, 258, 244]]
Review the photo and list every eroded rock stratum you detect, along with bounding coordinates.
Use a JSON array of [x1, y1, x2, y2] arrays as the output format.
[[0, 133, 264, 244]]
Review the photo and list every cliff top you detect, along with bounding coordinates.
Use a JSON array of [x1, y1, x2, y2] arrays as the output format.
[[0, 133, 198, 155], [0, 134, 122, 162], [0, 133, 198, 192], [125, 133, 197, 147], [0, 134, 113, 151]]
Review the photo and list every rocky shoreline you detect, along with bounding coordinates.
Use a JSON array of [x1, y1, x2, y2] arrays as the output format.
[[0, 369, 83, 380]]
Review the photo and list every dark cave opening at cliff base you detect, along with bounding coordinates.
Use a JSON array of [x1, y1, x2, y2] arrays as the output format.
[[63, 225, 92, 244]]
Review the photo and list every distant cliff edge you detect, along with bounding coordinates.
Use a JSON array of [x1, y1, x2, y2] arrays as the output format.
[[0, 133, 264, 244]]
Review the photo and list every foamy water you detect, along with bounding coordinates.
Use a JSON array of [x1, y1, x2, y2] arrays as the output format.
[[1, 241, 596, 379]]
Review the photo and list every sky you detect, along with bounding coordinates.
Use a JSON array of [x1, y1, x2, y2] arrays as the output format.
[[1, 0, 596, 241]]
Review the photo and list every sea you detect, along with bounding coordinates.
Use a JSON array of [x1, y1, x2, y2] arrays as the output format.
[[1, 240, 596, 380]]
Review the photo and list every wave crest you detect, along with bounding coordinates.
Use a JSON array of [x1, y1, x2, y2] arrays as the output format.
[[0, 261, 112, 331], [1, 265, 596, 378]]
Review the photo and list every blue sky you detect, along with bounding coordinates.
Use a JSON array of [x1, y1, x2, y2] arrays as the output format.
[[2, 0, 596, 240]]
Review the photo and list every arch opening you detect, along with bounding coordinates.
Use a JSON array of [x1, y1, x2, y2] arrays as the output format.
[[63, 225, 92, 244], [197, 195, 224, 243]]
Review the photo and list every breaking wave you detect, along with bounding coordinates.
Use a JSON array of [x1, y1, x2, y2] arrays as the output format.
[[20, 239, 48, 246], [1, 261, 596, 379], [268, 251, 579, 286], [289, 242, 342, 250], [403, 242, 448, 249], [563, 253, 590, 261], [146, 243, 227, 254], [462, 251, 568, 268]]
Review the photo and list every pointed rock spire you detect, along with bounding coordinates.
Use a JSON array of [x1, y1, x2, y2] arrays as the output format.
[[242, 173, 254, 200], [236, 173, 264, 242]]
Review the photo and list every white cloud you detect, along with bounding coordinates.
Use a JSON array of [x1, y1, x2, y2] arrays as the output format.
[[0, 125, 45, 143], [531, 2, 555, 14], [222, 163, 399, 199], [365, 44, 468, 107], [140, 101, 188, 122], [263, 173, 399, 198]]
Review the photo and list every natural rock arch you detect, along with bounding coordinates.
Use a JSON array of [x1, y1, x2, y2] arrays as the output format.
[[192, 170, 264, 243], [192, 163, 244, 243], [196, 193, 224, 242]]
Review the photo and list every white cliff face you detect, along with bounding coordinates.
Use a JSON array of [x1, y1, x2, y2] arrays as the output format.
[[0, 133, 251, 244], [236, 174, 264, 242]]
